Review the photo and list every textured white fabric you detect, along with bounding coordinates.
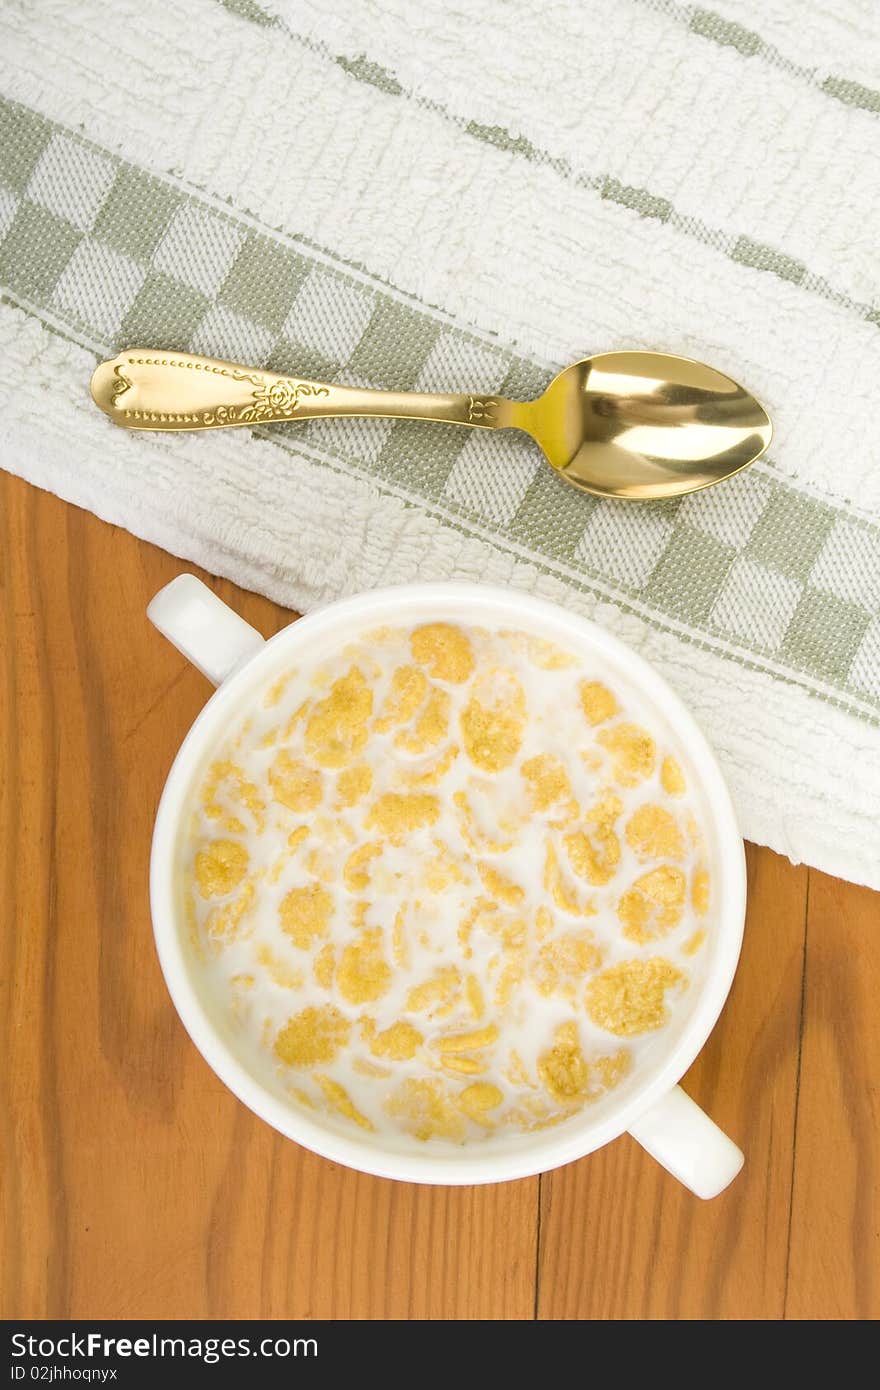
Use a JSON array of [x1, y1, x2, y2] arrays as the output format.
[[2, 0, 879, 514]]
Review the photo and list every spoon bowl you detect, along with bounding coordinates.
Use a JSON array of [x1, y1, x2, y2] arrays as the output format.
[[91, 346, 772, 502], [521, 352, 773, 500]]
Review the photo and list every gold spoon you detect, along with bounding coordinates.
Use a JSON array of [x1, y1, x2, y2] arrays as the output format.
[[90, 347, 771, 501]]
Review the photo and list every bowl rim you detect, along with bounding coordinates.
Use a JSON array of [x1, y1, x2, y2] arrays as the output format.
[[150, 580, 746, 1185]]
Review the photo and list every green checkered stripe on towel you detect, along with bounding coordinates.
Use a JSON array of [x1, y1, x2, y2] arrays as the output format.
[[1, 97, 878, 715]]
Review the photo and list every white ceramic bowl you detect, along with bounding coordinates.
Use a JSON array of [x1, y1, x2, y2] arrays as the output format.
[[149, 577, 746, 1197]]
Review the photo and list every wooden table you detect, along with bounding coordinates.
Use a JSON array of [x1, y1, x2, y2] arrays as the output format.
[[2, 471, 877, 1321]]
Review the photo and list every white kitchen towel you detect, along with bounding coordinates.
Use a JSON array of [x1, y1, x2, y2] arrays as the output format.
[[0, 0, 878, 886]]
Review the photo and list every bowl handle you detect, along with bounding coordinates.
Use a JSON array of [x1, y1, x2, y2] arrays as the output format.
[[627, 1084, 743, 1199], [147, 574, 265, 685]]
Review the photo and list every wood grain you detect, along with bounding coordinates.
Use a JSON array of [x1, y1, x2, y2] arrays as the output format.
[[785, 873, 880, 1320], [1, 470, 877, 1320]]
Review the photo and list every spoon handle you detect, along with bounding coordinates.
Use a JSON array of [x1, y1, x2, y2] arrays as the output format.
[[90, 348, 520, 432]]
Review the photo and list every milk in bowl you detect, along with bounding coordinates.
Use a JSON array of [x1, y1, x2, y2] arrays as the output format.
[[180, 620, 714, 1149]]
